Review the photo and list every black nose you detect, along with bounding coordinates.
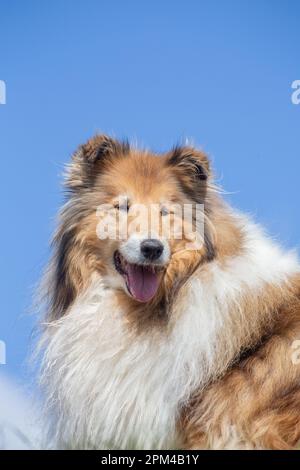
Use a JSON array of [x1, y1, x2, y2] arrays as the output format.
[[141, 239, 164, 261]]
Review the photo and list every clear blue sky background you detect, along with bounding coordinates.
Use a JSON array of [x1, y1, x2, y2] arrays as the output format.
[[0, 0, 299, 383]]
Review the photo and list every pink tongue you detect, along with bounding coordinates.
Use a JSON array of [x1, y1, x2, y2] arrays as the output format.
[[126, 264, 159, 302]]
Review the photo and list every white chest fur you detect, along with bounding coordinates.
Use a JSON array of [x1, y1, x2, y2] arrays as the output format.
[[41, 223, 299, 449], [42, 272, 233, 449]]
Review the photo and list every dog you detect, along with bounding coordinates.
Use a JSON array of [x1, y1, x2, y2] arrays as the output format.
[[40, 134, 300, 449]]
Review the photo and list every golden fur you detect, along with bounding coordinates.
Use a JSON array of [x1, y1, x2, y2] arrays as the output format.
[[42, 134, 300, 449]]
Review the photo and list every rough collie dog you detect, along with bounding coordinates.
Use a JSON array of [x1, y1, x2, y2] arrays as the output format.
[[40, 134, 300, 450]]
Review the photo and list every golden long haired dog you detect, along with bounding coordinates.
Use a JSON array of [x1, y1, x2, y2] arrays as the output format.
[[41, 135, 300, 449]]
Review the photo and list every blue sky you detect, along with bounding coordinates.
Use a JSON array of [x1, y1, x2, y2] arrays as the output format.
[[0, 0, 299, 383]]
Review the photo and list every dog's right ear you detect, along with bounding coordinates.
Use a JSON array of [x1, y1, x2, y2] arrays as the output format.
[[66, 134, 130, 191]]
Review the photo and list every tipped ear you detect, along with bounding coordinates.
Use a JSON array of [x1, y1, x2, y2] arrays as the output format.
[[66, 134, 130, 191], [78, 134, 130, 164], [166, 145, 210, 201]]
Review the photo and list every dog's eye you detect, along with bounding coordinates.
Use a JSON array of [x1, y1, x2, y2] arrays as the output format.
[[160, 207, 169, 216], [114, 201, 130, 212]]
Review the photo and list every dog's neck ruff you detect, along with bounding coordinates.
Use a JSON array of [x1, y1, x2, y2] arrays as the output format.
[[41, 219, 299, 449]]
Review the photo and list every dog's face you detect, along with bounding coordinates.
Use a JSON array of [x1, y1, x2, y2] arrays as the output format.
[[98, 163, 177, 303], [51, 135, 213, 318]]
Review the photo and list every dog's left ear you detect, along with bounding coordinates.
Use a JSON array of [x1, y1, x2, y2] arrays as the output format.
[[66, 134, 130, 191], [166, 145, 210, 201]]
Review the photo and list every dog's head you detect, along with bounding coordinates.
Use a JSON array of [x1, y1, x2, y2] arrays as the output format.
[[49, 135, 215, 319]]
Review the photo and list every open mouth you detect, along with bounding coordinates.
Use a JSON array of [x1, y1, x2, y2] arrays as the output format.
[[114, 251, 162, 303]]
